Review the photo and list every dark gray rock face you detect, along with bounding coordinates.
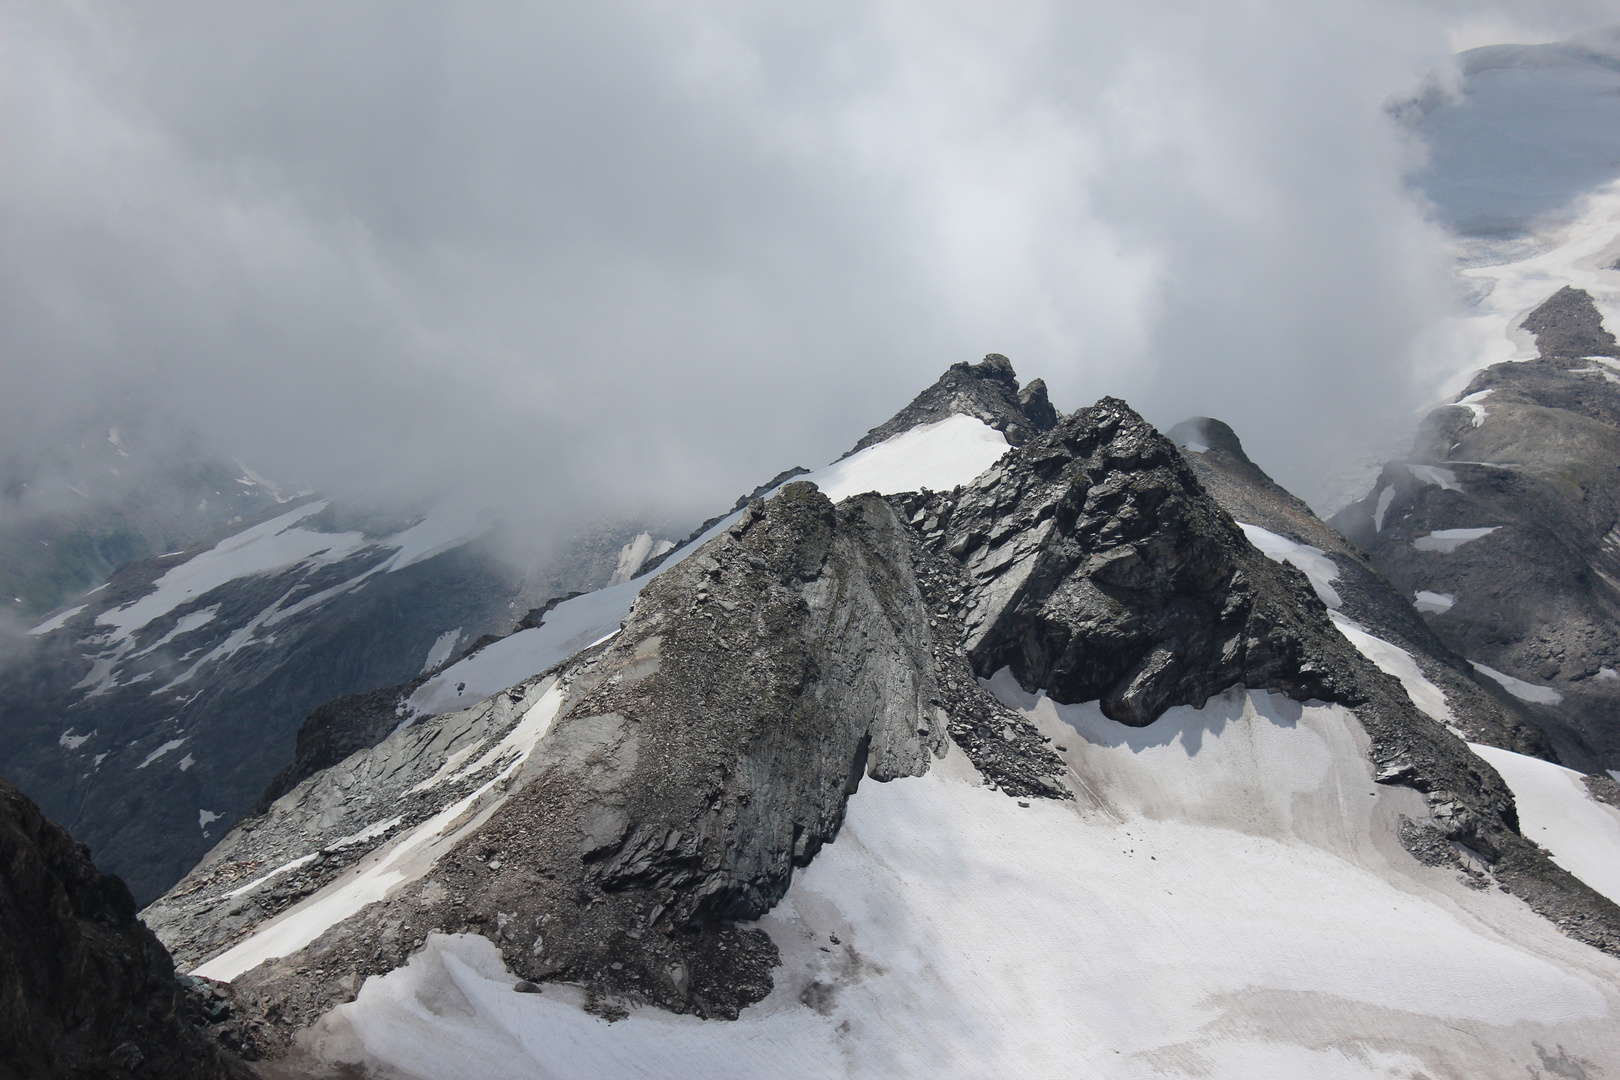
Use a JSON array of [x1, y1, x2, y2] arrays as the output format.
[[844, 353, 1059, 456], [1332, 288, 1620, 772], [912, 398, 1356, 724], [1168, 416, 1551, 758], [904, 398, 1620, 956], [0, 776, 252, 1080]]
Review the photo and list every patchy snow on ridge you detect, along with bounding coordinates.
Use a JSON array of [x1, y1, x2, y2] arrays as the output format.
[[408, 416, 1012, 721], [302, 680, 1620, 1079], [1236, 523, 1342, 608], [194, 684, 566, 983], [802, 414, 1009, 504], [1471, 662, 1564, 705], [93, 501, 361, 645], [1329, 614, 1453, 724], [1470, 743, 1620, 907]]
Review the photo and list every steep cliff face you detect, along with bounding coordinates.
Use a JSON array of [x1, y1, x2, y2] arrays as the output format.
[[1334, 287, 1620, 773], [0, 777, 252, 1080]]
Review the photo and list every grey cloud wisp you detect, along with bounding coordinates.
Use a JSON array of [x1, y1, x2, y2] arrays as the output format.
[[3, 1, 1612, 547]]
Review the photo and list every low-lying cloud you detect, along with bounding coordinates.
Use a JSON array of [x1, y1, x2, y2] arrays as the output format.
[[3, 0, 1615, 546]]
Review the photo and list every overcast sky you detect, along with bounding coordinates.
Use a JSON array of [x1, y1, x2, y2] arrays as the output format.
[[3, 1, 1616, 544]]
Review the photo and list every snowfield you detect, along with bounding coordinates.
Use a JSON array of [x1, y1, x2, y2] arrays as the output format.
[[298, 680, 1620, 1078], [1469, 743, 1620, 907]]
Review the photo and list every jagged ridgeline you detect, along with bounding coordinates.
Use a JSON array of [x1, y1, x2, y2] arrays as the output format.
[[142, 359, 1620, 1062]]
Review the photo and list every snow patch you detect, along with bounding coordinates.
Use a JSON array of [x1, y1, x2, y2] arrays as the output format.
[[407, 586, 635, 718], [609, 532, 670, 586], [1182, 441, 1209, 453], [1471, 662, 1563, 705], [131, 605, 220, 659], [1595, 667, 1619, 683], [1236, 523, 1341, 608], [1413, 526, 1499, 553], [1329, 614, 1453, 724], [1374, 486, 1397, 532], [421, 628, 462, 674], [178, 753, 195, 772], [226, 854, 319, 900], [1404, 464, 1463, 492], [1414, 590, 1456, 614], [802, 414, 1009, 503], [58, 728, 94, 750], [379, 502, 492, 573], [198, 810, 221, 831], [1470, 743, 1620, 906], [28, 605, 85, 636], [137, 738, 186, 769]]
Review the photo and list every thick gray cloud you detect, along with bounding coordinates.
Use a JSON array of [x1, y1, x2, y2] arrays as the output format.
[[2, 1, 1615, 540]]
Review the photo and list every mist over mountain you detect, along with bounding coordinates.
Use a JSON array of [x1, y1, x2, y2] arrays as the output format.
[[8, 0, 1611, 553]]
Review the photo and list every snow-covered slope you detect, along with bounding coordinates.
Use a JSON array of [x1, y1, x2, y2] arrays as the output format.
[[294, 685, 1620, 1079]]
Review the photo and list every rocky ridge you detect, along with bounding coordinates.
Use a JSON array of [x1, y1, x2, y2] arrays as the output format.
[[1169, 415, 1551, 758], [843, 352, 1058, 457]]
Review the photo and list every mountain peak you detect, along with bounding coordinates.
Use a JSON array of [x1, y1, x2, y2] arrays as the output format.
[[844, 353, 1060, 458]]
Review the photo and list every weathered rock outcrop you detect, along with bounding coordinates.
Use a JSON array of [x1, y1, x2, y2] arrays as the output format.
[[845, 353, 1058, 456], [0, 777, 253, 1080], [1333, 287, 1620, 772], [148, 482, 1065, 1028], [902, 398, 1620, 955], [1169, 415, 1551, 758]]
